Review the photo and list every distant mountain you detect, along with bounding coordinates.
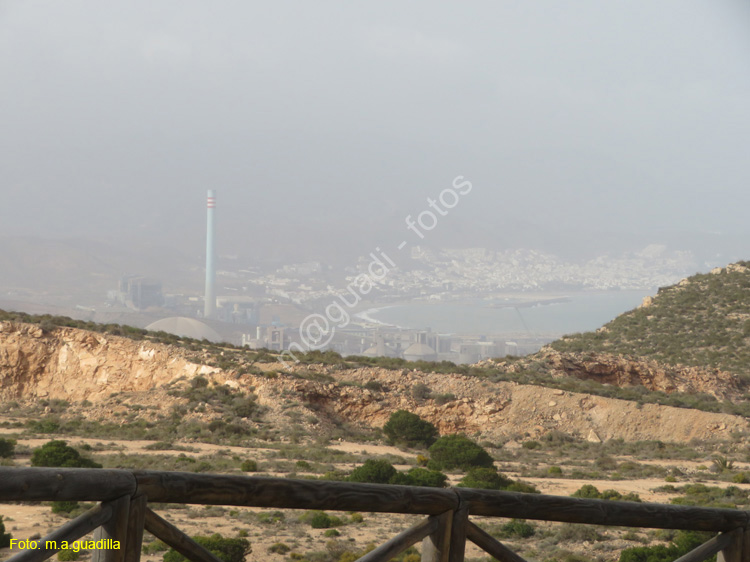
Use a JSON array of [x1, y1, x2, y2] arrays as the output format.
[[549, 261, 750, 381]]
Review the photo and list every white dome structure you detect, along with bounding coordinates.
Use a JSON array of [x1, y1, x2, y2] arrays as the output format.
[[402, 342, 437, 362], [146, 317, 222, 342]]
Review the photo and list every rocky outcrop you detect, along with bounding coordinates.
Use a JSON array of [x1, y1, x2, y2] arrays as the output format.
[[1, 321, 748, 444], [0, 321, 217, 401], [282, 366, 748, 444], [532, 349, 744, 401]]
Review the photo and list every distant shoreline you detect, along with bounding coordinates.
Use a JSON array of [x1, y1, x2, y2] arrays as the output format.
[[351, 289, 652, 336]]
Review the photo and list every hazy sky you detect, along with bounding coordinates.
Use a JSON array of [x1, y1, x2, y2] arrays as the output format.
[[2, 1, 749, 264]]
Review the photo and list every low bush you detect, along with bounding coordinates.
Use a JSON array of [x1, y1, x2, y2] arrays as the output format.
[[0, 437, 16, 458], [570, 485, 641, 502], [298, 511, 343, 529], [142, 541, 169, 554], [348, 459, 397, 484], [427, 435, 494, 471], [458, 468, 513, 490], [499, 519, 535, 538], [396, 468, 448, 488], [51, 501, 80, 514], [0, 515, 11, 548], [163, 534, 251, 562], [31, 441, 101, 468], [619, 531, 714, 562], [458, 468, 538, 493], [382, 411, 438, 448], [348, 459, 448, 488], [58, 549, 83, 561], [268, 543, 290, 554], [668, 483, 750, 508]]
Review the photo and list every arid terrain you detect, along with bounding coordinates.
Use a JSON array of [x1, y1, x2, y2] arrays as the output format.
[[3, 316, 750, 562]]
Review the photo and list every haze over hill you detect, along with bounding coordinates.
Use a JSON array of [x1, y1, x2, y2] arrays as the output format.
[[2, 2, 750, 278]]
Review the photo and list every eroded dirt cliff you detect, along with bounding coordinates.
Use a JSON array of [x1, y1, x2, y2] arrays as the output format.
[[0, 321, 217, 401], [491, 348, 745, 402], [1, 321, 747, 444]]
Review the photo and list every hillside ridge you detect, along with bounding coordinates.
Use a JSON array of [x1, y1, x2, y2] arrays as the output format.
[[550, 261, 750, 379], [1, 320, 747, 444]]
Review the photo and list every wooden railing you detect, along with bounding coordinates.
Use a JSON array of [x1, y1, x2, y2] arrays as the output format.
[[1, 468, 749, 562]]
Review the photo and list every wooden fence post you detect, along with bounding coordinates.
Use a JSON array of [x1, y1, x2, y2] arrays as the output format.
[[124, 495, 147, 562], [717, 528, 749, 562], [422, 511, 453, 562], [448, 506, 469, 562], [92, 495, 130, 562]]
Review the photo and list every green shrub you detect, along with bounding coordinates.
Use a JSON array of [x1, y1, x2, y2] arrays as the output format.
[[163, 534, 251, 562], [432, 393, 456, 405], [0, 437, 16, 458], [458, 468, 513, 490], [348, 459, 397, 484], [231, 399, 257, 419], [411, 384, 432, 401], [619, 530, 713, 562], [0, 515, 11, 549], [570, 485, 641, 502], [499, 519, 535, 538], [240, 460, 257, 472], [668, 483, 750, 508], [364, 381, 383, 392], [522, 441, 540, 450], [428, 435, 494, 471], [31, 440, 102, 468], [505, 481, 540, 494], [51, 501, 80, 514], [712, 455, 735, 472], [268, 543, 290, 554], [400, 468, 448, 488], [257, 511, 285, 524], [299, 511, 343, 529], [571, 485, 601, 499], [58, 549, 83, 561], [548, 466, 563, 475], [143, 541, 169, 554], [323, 529, 340, 537], [554, 523, 605, 543], [382, 410, 438, 448]]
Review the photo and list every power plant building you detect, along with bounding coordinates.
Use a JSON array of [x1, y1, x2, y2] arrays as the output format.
[[115, 275, 163, 310]]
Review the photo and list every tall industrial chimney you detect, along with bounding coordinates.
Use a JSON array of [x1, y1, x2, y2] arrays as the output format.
[[204, 190, 217, 318]]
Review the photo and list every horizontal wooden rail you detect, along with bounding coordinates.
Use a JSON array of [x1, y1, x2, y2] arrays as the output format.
[[5, 501, 114, 562], [2, 468, 750, 533], [133, 471, 459, 514], [0, 468, 136, 502], [459, 488, 750, 532]]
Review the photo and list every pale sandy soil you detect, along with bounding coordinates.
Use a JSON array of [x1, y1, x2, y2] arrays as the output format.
[[3, 436, 749, 562], [328, 442, 409, 457]]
